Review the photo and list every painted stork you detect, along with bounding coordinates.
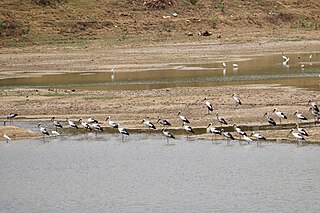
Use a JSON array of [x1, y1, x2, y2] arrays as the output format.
[[233, 124, 247, 138], [79, 119, 92, 131], [309, 107, 320, 124], [38, 123, 49, 140], [206, 123, 222, 140], [88, 117, 98, 123], [308, 100, 319, 112], [66, 118, 79, 129], [118, 126, 129, 141], [250, 131, 266, 146], [183, 123, 194, 137], [221, 129, 235, 145], [6, 113, 18, 124], [288, 129, 305, 146], [295, 123, 308, 137]]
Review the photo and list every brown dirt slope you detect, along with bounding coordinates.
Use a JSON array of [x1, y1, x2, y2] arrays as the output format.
[[0, 0, 320, 47]]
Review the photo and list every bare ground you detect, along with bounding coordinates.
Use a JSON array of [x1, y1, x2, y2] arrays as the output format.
[[0, 39, 320, 142]]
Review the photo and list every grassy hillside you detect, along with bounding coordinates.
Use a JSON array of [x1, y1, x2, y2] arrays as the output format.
[[0, 0, 319, 47]]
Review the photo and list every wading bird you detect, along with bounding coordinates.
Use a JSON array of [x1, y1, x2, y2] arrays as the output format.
[[3, 133, 11, 143], [216, 113, 228, 126], [161, 128, 175, 144], [38, 123, 49, 140], [106, 116, 119, 129], [66, 118, 79, 129], [295, 123, 308, 137], [293, 111, 307, 122], [232, 93, 242, 106], [233, 124, 247, 139], [118, 126, 129, 141], [308, 100, 319, 112], [51, 117, 63, 131], [51, 130, 60, 137], [203, 97, 213, 114], [177, 111, 190, 124], [142, 119, 156, 131], [309, 108, 319, 124], [183, 123, 194, 138], [273, 108, 287, 124], [157, 118, 171, 127], [88, 117, 98, 123], [288, 129, 305, 146], [206, 123, 222, 140], [250, 131, 266, 146], [221, 129, 235, 145], [264, 112, 277, 126], [222, 62, 227, 68], [6, 113, 18, 125], [79, 119, 92, 131]]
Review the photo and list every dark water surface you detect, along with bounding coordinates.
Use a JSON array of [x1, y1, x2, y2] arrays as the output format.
[[0, 53, 319, 91], [1, 134, 320, 212]]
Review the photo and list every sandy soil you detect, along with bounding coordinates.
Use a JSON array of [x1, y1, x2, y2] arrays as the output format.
[[0, 39, 320, 143]]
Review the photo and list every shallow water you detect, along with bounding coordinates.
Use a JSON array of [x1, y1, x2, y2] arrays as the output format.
[[0, 53, 319, 91], [1, 134, 320, 212]]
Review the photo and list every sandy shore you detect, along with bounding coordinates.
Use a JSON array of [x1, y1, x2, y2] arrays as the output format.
[[0, 39, 319, 142]]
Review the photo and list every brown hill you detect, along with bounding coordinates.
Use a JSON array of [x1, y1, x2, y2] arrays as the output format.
[[0, 0, 319, 47]]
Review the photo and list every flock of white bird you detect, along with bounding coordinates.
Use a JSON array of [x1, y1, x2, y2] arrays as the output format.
[[3, 95, 319, 146], [2, 54, 319, 145]]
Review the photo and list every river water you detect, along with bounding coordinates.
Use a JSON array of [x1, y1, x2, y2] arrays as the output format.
[[0, 52, 319, 91], [1, 134, 320, 212]]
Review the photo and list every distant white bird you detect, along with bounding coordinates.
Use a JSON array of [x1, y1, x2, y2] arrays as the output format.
[[51, 117, 63, 131], [106, 116, 119, 128], [308, 100, 319, 112], [157, 118, 171, 127], [309, 107, 320, 124], [79, 119, 92, 131], [161, 128, 175, 144], [293, 111, 307, 121], [301, 64, 305, 69], [232, 64, 238, 68], [51, 130, 60, 137], [87, 117, 98, 123], [203, 97, 213, 114], [91, 123, 103, 132], [264, 112, 277, 126], [250, 131, 266, 146], [309, 54, 312, 62], [216, 113, 227, 126], [142, 119, 156, 130], [177, 111, 190, 123], [233, 124, 247, 138], [221, 129, 235, 145], [295, 123, 308, 137], [118, 126, 129, 141], [242, 135, 252, 143], [206, 123, 222, 140], [6, 113, 18, 124], [222, 62, 227, 68], [38, 123, 49, 140], [273, 108, 287, 124], [66, 118, 79, 129], [288, 129, 305, 146], [232, 93, 242, 106], [3, 133, 11, 143], [183, 123, 195, 137], [282, 55, 289, 66]]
